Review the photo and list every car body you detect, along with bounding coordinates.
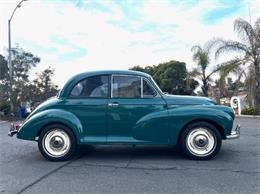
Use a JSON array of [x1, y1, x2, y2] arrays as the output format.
[[9, 70, 240, 161]]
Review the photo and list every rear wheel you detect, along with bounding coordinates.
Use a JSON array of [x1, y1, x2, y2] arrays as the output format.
[[180, 122, 222, 160], [38, 124, 76, 161]]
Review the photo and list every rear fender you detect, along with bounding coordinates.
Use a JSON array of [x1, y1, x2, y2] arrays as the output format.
[[17, 109, 83, 143]]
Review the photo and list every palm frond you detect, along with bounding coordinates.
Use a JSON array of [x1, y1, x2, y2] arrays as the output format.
[[254, 17, 260, 34], [210, 38, 248, 59], [206, 38, 248, 59], [189, 68, 202, 78], [234, 18, 255, 44], [191, 45, 202, 53], [205, 65, 222, 81], [218, 58, 243, 78], [254, 18, 260, 56], [191, 45, 210, 70]]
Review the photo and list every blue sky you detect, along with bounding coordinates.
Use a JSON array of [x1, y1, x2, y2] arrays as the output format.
[[1, 0, 259, 87]]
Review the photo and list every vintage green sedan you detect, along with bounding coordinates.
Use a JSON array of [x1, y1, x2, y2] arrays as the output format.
[[9, 70, 240, 161]]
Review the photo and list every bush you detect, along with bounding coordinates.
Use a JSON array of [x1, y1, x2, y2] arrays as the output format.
[[0, 100, 10, 115], [241, 107, 260, 115]]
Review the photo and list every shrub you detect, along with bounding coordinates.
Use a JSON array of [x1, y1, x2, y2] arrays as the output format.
[[0, 101, 10, 115], [241, 107, 260, 115]]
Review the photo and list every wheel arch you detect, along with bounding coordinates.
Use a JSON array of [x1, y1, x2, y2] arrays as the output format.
[[177, 118, 226, 144], [36, 122, 77, 141]]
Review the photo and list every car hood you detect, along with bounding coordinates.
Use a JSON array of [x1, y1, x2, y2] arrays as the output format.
[[163, 94, 235, 119], [163, 94, 216, 106]]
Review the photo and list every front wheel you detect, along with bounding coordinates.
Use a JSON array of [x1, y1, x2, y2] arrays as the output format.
[[180, 122, 222, 160], [38, 124, 76, 161]]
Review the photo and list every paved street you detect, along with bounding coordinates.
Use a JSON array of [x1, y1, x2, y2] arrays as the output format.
[[0, 117, 260, 193]]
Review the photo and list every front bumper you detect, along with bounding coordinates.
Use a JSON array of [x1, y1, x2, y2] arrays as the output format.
[[226, 124, 240, 139]]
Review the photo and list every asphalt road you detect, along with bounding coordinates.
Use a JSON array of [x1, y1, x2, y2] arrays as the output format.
[[0, 117, 260, 193]]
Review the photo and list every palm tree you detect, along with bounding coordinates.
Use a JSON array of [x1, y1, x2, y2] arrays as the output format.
[[208, 17, 260, 108], [191, 45, 220, 97]]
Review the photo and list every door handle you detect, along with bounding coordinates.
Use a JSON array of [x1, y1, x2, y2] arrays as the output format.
[[108, 102, 119, 107]]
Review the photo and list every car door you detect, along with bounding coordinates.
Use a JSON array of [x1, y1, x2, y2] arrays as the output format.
[[65, 75, 109, 143], [107, 74, 169, 144]]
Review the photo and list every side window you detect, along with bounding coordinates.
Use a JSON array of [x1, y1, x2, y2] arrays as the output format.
[[70, 75, 109, 98], [112, 76, 141, 98], [143, 79, 157, 98]]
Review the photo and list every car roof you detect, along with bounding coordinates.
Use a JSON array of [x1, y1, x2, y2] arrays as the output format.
[[58, 70, 152, 98], [72, 70, 151, 78]]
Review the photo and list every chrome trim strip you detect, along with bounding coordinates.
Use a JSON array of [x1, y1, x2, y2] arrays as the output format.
[[226, 124, 240, 139], [111, 74, 113, 98], [108, 102, 119, 107], [141, 77, 143, 98]]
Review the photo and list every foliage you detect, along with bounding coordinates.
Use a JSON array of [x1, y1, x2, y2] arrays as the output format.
[[0, 55, 9, 102], [190, 45, 220, 97], [130, 60, 199, 95], [215, 77, 245, 98], [0, 54, 8, 80], [31, 67, 59, 103], [208, 17, 260, 108], [0, 100, 10, 115], [0, 47, 59, 116], [241, 107, 260, 115]]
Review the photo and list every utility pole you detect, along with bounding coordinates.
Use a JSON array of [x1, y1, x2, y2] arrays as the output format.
[[8, 0, 28, 116]]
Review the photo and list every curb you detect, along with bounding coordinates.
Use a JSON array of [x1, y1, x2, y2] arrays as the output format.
[[236, 115, 260, 118]]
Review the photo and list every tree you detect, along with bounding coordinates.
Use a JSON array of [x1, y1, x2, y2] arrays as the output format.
[[31, 67, 59, 104], [130, 65, 155, 76], [0, 47, 59, 117], [0, 54, 8, 80], [130, 60, 198, 95], [208, 17, 260, 108], [10, 46, 41, 114], [191, 45, 220, 97], [0, 55, 9, 115], [0, 47, 41, 115]]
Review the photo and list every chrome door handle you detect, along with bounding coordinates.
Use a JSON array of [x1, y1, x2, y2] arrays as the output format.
[[108, 102, 119, 107]]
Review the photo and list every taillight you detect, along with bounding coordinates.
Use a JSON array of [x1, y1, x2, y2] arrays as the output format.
[[14, 123, 21, 131]]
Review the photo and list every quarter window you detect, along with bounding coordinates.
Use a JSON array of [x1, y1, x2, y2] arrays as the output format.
[[143, 79, 157, 97], [112, 76, 141, 98], [70, 75, 109, 98]]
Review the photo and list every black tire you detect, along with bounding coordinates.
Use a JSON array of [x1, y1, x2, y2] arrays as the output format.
[[180, 122, 222, 160], [38, 124, 76, 161]]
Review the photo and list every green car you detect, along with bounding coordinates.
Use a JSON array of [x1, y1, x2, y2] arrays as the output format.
[[9, 70, 240, 161]]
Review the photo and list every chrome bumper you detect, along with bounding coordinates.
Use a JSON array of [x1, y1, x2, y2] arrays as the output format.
[[226, 124, 240, 139], [8, 123, 19, 137]]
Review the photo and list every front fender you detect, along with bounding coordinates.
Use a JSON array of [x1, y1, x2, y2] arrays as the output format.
[[17, 109, 83, 143], [167, 105, 234, 144]]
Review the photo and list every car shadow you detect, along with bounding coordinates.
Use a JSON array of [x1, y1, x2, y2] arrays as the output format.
[[74, 145, 185, 160]]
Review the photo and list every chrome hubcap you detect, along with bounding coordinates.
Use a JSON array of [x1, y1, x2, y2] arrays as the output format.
[[186, 128, 216, 156], [43, 129, 71, 157], [50, 137, 64, 149], [194, 135, 208, 147]]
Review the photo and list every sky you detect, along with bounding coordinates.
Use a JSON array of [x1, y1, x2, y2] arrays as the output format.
[[1, 0, 260, 88]]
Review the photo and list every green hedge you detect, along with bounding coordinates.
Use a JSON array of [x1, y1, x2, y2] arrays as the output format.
[[241, 107, 260, 115]]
